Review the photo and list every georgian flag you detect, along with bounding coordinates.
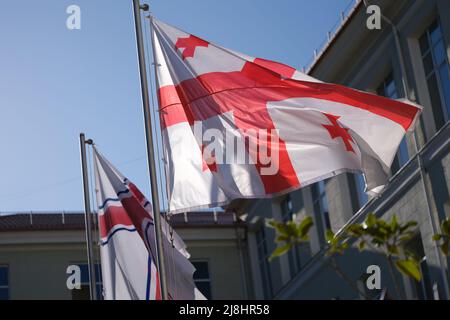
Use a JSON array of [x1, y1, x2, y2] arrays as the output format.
[[93, 147, 204, 300], [151, 18, 421, 214]]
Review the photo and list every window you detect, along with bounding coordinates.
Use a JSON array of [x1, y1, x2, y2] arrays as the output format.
[[256, 226, 273, 299], [404, 235, 433, 300], [281, 194, 302, 277], [311, 181, 331, 244], [377, 73, 409, 174], [377, 73, 398, 99], [420, 19, 450, 130], [0, 265, 9, 300], [192, 261, 212, 299], [71, 263, 102, 300]]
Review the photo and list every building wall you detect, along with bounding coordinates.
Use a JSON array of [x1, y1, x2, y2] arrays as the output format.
[[0, 226, 249, 300], [0, 230, 87, 300]]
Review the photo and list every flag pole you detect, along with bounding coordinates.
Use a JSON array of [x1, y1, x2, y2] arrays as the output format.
[[132, 0, 169, 300], [79, 133, 98, 300]]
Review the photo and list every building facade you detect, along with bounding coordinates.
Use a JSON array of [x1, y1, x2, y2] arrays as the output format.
[[242, 0, 450, 300], [0, 211, 250, 300]]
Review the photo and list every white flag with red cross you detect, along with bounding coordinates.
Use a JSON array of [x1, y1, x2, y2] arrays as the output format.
[[151, 18, 421, 214]]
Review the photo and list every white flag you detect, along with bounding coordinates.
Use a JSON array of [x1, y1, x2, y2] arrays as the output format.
[[151, 18, 421, 213], [93, 147, 205, 300]]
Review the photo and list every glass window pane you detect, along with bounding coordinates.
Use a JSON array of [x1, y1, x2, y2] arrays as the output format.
[[321, 196, 329, 213], [95, 264, 102, 282], [419, 33, 430, 54], [423, 53, 434, 76], [386, 81, 398, 99], [77, 264, 89, 284], [311, 184, 319, 200], [0, 267, 8, 286], [391, 155, 400, 175], [195, 281, 212, 299], [427, 74, 446, 129], [318, 181, 325, 194], [433, 40, 446, 66], [0, 288, 8, 300], [438, 64, 450, 118], [430, 21, 442, 45], [323, 211, 331, 230], [377, 83, 386, 96], [192, 262, 209, 280], [96, 284, 103, 300], [398, 138, 409, 166], [355, 174, 368, 207]]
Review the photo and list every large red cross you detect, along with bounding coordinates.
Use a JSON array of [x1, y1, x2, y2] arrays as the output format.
[[175, 35, 209, 60], [159, 61, 303, 193], [322, 113, 355, 153]]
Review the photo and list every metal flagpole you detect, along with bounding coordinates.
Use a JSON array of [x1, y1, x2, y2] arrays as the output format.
[[132, 0, 169, 300], [79, 133, 97, 300]]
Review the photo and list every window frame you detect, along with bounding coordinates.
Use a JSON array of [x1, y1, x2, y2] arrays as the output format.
[[402, 234, 433, 300], [191, 260, 213, 300], [312, 181, 331, 231], [420, 18, 450, 128], [281, 194, 302, 277], [354, 173, 368, 209], [255, 225, 273, 299]]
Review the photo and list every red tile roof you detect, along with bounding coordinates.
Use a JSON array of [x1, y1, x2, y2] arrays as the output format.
[[0, 211, 244, 232]]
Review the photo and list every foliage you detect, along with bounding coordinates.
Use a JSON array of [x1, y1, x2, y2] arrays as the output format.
[[325, 229, 349, 256], [322, 213, 421, 281], [267, 211, 422, 285], [266, 216, 313, 261], [432, 218, 450, 256]]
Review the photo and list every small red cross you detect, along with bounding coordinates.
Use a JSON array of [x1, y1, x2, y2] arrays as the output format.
[[201, 145, 218, 172], [322, 113, 355, 153], [175, 35, 209, 60]]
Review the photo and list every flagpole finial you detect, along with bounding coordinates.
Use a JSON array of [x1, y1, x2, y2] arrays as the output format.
[[139, 3, 149, 11]]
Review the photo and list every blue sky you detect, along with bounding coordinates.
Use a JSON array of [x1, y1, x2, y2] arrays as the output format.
[[0, 0, 352, 212]]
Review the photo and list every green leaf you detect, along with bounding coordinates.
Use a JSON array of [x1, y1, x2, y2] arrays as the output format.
[[266, 219, 277, 228], [269, 243, 292, 261], [432, 234, 442, 241], [297, 216, 314, 238], [325, 229, 334, 243], [275, 235, 289, 243], [440, 242, 449, 256], [395, 259, 421, 281], [266, 219, 290, 237], [400, 221, 418, 233], [390, 215, 399, 232], [347, 224, 364, 237], [387, 244, 399, 255], [358, 240, 366, 251], [441, 219, 450, 236], [399, 232, 414, 242], [366, 213, 376, 228]]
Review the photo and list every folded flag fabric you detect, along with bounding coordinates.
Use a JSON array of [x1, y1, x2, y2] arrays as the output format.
[[93, 147, 205, 300]]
